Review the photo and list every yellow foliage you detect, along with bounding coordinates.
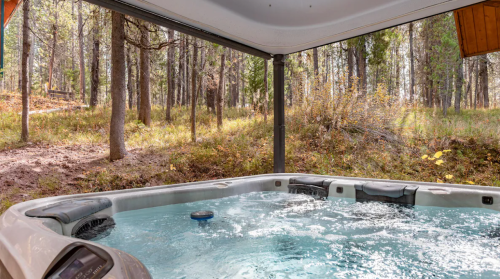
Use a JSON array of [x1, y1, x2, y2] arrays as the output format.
[[466, 181, 475, 185], [437, 179, 444, 183], [445, 174, 453, 179], [435, 160, 444, 166], [443, 150, 452, 153], [434, 151, 443, 158], [421, 155, 428, 159]]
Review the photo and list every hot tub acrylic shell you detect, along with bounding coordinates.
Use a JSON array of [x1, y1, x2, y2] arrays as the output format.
[[1, 173, 500, 279]]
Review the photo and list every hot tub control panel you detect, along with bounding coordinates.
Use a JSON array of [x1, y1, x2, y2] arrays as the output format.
[[44, 243, 113, 279]]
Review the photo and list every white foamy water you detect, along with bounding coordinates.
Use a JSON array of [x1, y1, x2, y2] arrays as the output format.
[[93, 192, 500, 278]]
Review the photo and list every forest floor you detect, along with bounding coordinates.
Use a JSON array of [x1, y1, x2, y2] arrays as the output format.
[[1, 94, 500, 213]]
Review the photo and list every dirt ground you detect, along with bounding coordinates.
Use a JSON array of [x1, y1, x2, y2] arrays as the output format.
[[0, 143, 170, 204]]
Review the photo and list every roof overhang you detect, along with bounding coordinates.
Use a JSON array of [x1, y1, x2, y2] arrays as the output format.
[[89, 0, 485, 58], [2, 0, 22, 27]]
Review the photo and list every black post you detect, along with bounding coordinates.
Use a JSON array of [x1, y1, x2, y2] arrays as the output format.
[[273, 54, 285, 173]]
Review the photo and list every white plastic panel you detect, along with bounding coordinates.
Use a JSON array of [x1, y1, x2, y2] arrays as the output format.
[[123, 0, 483, 54]]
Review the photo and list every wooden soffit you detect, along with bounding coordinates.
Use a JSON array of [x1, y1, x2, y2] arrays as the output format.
[[455, 0, 500, 58], [2, 0, 22, 26]]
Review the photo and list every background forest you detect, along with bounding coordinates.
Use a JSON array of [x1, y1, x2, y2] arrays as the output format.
[[1, 1, 500, 212]]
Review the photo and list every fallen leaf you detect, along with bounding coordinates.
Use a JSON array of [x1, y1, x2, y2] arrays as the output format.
[[437, 179, 444, 183], [443, 150, 452, 153], [435, 160, 444, 166], [421, 155, 428, 160], [445, 174, 453, 179], [466, 181, 475, 185], [434, 151, 443, 158]]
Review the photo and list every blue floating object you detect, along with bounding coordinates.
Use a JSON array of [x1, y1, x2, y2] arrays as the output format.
[[191, 211, 214, 221]]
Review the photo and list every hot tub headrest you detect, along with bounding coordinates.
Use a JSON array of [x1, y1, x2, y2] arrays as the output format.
[[354, 182, 419, 205], [289, 177, 333, 187], [25, 198, 112, 224]]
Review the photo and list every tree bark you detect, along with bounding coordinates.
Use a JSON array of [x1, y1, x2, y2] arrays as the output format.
[[313, 47, 319, 77], [264, 59, 268, 122], [48, 3, 58, 91], [21, 0, 31, 142], [356, 40, 367, 95], [241, 54, 246, 108], [135, 47, 140, 113], [177, 35, 183, 106], [455, 59, 463, 113], [479, 54, 489, 108], [217, 48, 226, 130], [409, 22, 415, 103], [347, 45, 354, 90], [90, 8, 100, 107], [126, 45, 133, 109], [139, 22, 151, 126], [78, 0, 86, 103], [474, 56, 479, 110], [191, 38, 198, 142], [109, 11, 127, 161]]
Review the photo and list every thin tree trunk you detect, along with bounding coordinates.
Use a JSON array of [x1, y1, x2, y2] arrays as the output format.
[[48, 3, 58, 91], [241, 54, 246, 107], [191, 38, 198, 142], [21, 0, 31, 142], [455, 59, 463, 113], [347, 45, 354, 90], [126, 45, 133, 109], [90, 7, 100, 107], [409, 22, 415, 103], [78, 0, 86, 103], [135, 47, 140, 112], [139, 22, 151, 126], [177, 34, 183, 106], [313, 47, 319, 77], [217, 48, 226, 129], [479, 54, 489, 108], [474, 56, 479, 110], [264, 59, 268, 122], [109, 11, 127, 161], [166, 29, 174, 121]]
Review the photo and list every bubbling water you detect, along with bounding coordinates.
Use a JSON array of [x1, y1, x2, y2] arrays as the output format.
[[93, 192, 500, 278]]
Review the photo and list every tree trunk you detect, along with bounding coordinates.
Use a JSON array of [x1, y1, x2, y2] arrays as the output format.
[[191, 38, 198, 142], [409, 22, 415, 103], [479, 54, 489, 108], [474, 56, 479, 110], [90, 8, 100, 107], [241, 54, 246, 107], [139, 22, 151, 126], [217, 48, 226, 129], [264, 59, 268, 122], [181, 36, 187, 106], [298, 51, 304, 104], [21, 0, 31, 142], [186, 38, 191, 106], [48, 4, 58, 91], [78, 0, 86, 103], [135, 47, 140, 113], [455, 59, 463, 113], [177, 35, 183, 106], [126, 45, 133, 109], [347, 45, 354, 90], [313, 47, 319, 77], [356, 40, 367, 95], [109, 11, 127, 161]]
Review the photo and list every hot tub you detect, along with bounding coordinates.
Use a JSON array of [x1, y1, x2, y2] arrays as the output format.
[[1, 174, 500, 278]]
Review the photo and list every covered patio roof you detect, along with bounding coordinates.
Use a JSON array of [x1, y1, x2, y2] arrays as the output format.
[[89, 0, 484, 58]]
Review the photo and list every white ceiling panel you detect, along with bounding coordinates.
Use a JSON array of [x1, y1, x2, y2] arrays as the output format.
[[120, 0, 484, 54]]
